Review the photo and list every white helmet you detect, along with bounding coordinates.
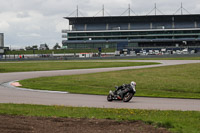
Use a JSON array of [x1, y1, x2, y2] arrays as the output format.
[[130, 81, 136, 87]]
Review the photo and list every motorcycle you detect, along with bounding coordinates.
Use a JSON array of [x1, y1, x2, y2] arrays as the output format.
[[107, 85, 135, 102]]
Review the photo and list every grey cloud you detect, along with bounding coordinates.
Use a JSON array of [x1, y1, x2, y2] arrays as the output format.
[[17, 12, 30, 18]]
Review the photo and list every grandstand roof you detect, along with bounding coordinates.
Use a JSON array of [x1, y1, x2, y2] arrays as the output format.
[[64, 14, 200, 25]]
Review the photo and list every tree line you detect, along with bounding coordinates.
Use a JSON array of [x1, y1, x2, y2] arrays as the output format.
[[25, 43, 61, 51]]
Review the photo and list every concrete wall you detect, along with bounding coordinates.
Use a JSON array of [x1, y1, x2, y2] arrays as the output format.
[[0, 33, 4, 47]]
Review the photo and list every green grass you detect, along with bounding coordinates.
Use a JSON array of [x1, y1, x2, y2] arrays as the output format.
[[0, 103, 199, 133], [20, 63, 200, 99], [0, 61, 158, 73]]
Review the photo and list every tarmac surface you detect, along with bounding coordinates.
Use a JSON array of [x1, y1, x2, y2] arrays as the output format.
[[0, 60, 200, 111]]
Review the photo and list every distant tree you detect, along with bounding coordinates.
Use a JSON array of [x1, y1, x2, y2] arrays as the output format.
[[39, 43, 49, 50], [53, 43, 61, 50], [44, 43, 49, 50], [25, 46, 33, 50], [32, 45, 38, 50], [25, 45, 38, 50], [19, 48, 25, 51]]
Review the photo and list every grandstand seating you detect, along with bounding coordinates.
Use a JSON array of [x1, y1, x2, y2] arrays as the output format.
[[87, 24, 106, 31], [130, 23, 150, 30], [72, 21, 199, 31], [152, 22, 172, 29], [174, 22, 195, 29], [108, 23, 128, 30], [73, 24, 85, 31], [197, 22, 200, 28]]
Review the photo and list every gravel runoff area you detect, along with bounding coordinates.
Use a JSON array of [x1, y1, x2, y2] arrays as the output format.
[[0, 60, 199, 133]]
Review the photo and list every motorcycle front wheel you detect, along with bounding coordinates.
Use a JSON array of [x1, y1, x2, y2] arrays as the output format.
[[123, 92, 133, 102], [107, 94, 113, 102]]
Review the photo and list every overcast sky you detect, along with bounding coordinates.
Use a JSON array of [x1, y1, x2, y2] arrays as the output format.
[[0, 0, 200, 49]]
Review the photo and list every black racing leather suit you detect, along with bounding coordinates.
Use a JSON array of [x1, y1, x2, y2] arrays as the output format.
[[114, 84, 135, 98]]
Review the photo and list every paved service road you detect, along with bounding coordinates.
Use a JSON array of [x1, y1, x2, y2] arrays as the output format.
[[0, 60, 200, 111]]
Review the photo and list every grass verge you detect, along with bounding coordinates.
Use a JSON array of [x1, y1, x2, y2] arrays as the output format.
[[20, 63, 200, 99], [0, 62, 158, 73], [0, 103, 199, 133]]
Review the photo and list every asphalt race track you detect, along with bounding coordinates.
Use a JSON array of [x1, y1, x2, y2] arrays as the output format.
[[0, 60, 200, 111]]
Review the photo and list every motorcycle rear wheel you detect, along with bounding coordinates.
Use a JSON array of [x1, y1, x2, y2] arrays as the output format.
[[123, 92, 133, 102], [107, 94, 113, 102]]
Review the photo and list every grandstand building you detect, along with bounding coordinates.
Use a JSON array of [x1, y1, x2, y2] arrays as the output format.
[[62, 14, 200, 51], [0, 33, 4, 48]]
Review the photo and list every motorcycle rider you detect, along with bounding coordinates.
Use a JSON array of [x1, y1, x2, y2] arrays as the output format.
[[114, 81, 136, 99]]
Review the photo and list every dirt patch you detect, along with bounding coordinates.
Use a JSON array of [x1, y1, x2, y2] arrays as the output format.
[[0, 115, 170, 133]]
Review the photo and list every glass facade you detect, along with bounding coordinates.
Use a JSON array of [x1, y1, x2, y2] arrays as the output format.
[[67, 29, 200, 41]]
